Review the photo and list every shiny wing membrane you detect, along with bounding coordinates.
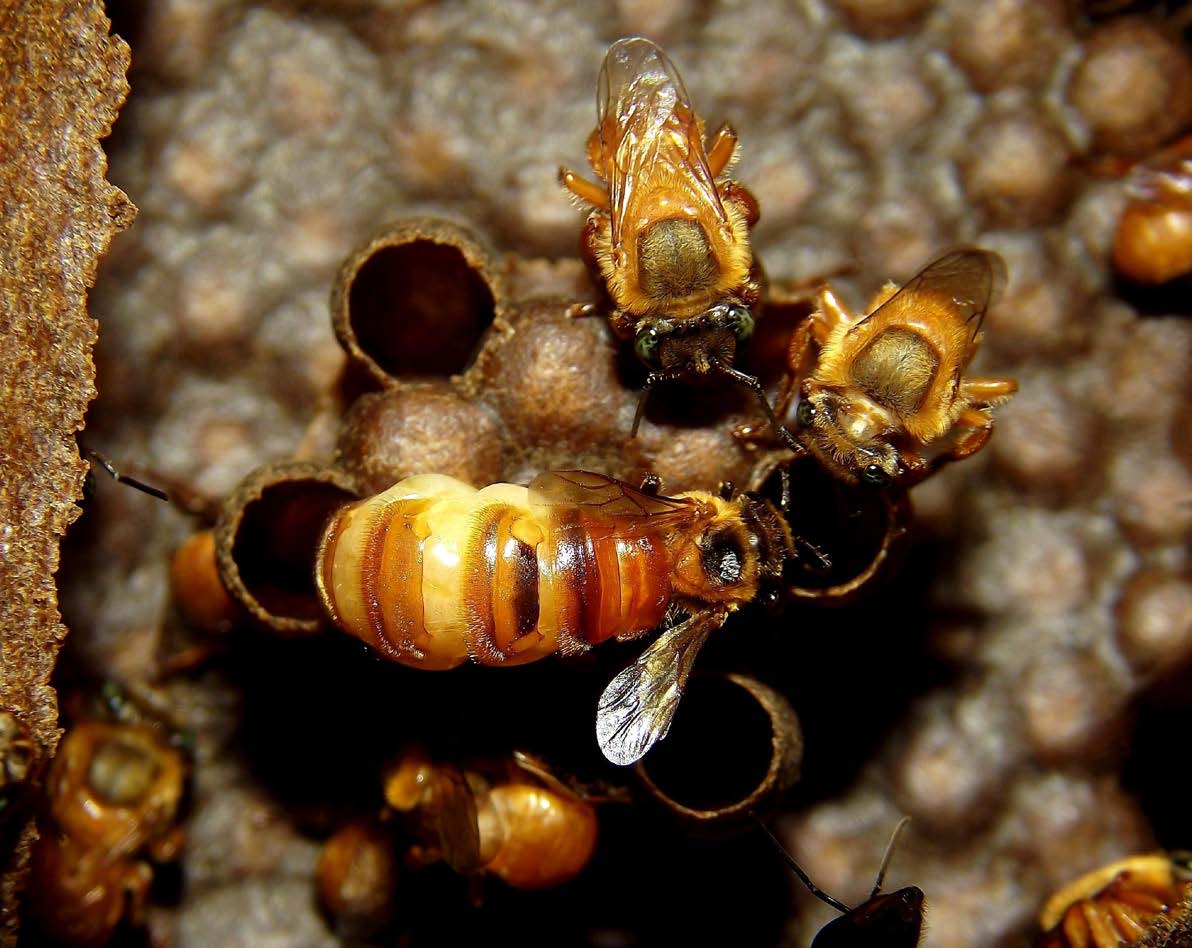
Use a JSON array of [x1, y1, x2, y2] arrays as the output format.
[[595, 609, 728, 765], [858, 248, 1005, 343], [422, 763, 484, 873], [529, 470, 702, 537], [596, 37, 726, 249]]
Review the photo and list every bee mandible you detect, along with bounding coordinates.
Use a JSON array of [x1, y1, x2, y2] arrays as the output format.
[[382, 748, 598, 890], [315, 469, 804, 765], [559, 39, 793, 446], [1035, 852, 1192, 947], [780, 248, 1018, 487], [759, 817, 925, 947]]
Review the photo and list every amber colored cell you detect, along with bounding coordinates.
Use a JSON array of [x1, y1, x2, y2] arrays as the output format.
[[171, 529, 241, 635], [1067, 18, 1192, 158], [316, 821, 396, 940]]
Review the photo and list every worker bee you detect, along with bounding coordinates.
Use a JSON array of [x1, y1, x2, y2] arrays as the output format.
[[25, 697, 188, 946], [382, 748, 598, 890], [1112, 135, 1192, 285], [315, 469, 802, 765], [1035, 852, 1192, 947], [559, 39, 789, 443], [781, 248, 1018, 487], [759, 817, 925, 947]]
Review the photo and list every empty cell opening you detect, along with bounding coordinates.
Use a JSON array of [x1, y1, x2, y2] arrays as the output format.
[[348, 241, 496, 379]]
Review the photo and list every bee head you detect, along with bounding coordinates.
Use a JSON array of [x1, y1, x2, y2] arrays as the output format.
[[794, 388, 903, 487], [632, 301, 755, 376]]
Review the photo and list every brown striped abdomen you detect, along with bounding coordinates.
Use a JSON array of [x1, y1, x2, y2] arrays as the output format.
[[316, 475, 673, 669]]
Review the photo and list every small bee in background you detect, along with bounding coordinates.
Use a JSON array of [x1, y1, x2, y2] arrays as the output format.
[[382, 748, 598, 890], [25, 685, 189, 946], [559, 38, 791, 444], [1035, 852, 1192, 947], [1112, 136, 1192, 285], [316, 469, 811, 766], [780, 248, 1018, 487], [758, 817, 925, 947]]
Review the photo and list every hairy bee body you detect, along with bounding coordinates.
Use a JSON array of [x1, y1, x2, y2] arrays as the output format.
[[786, 248, 1018, 486], [317, 472, 772, 671]]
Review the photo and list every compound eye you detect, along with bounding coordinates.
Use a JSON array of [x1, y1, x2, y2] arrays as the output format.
[[860, 463, 888, 486], [717, 303, 755, 342], [634, 325, 662, 366], [794, 399, 816, 428]]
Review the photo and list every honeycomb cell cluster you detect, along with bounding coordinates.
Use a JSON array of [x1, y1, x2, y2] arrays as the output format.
[[50, 0, 1192, 945]]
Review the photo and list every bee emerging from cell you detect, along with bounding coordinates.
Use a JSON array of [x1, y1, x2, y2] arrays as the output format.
[[559, 38, 793, 446], [315, 469, 816, 766], [1036, 852, 1192, 947], [382, 748, 599, 890], [1113, 135, 1192, 286], [777, 248, 1018, 487], [25, 686, 189, 947]]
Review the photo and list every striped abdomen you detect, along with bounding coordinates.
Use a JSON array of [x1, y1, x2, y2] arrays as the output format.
[[315, 475, 673, 669]]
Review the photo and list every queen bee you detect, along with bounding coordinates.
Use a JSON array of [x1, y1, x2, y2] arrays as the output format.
[[315, 470, 799, 765]]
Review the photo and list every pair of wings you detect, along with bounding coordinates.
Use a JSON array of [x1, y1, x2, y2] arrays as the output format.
[[529, 470, 730, 765], [594, 37, 729, 249], [848, 247, 1005, 348]]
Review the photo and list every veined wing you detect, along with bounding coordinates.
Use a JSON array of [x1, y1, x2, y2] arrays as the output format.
[[529, 470, 704, 538], [854, 248, 1005, 344], [595, 609, 728, 766], [595, 37, 727, 249], [421, 762, 483, 873]]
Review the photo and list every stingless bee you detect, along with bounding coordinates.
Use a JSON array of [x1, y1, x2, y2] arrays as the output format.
[[382, 748, 598, 890], [559, 38, 792, 444], [1035, 852, 1192, 947], [759, 817, 925, 947], [26, 696, 188, 946], [778, 248, 1018, 487], [315, 469, 805, 765], [1112, 135, 1192, 285]]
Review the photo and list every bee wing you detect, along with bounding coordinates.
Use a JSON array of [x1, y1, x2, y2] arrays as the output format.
[[859, 248, 1006, 343], [422, 763, 484, 873], [596, 37, 727, 249], [595, 609, 728, 766], [529, 470, 703, 537]]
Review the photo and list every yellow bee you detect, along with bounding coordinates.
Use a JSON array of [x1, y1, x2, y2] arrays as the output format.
[[315, 469, 799, 765], [559, 38, 788, 442], [1036, 853, 1192, 947], [383, 748, 598, 890], [1113, 134, 1192, 285], [783, 248, 1018, 486]]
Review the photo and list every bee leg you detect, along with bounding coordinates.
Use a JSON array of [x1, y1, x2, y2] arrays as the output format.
[[706, 122, 739, 177], [558, 166, 609, 210], [719, 179, 760, 227], [121, 861, 154, 926], [959, 376, 1019, 406], [718, 365, 802, 456], [925, 407, 996, 478]]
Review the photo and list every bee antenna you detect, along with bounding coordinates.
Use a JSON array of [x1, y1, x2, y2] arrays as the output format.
[[714, 364, 802, 456], [83, 447, 169, 502], [630, 371, 681, 438], [753, 815, 851, 915], [870, 816, 912, 899]]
